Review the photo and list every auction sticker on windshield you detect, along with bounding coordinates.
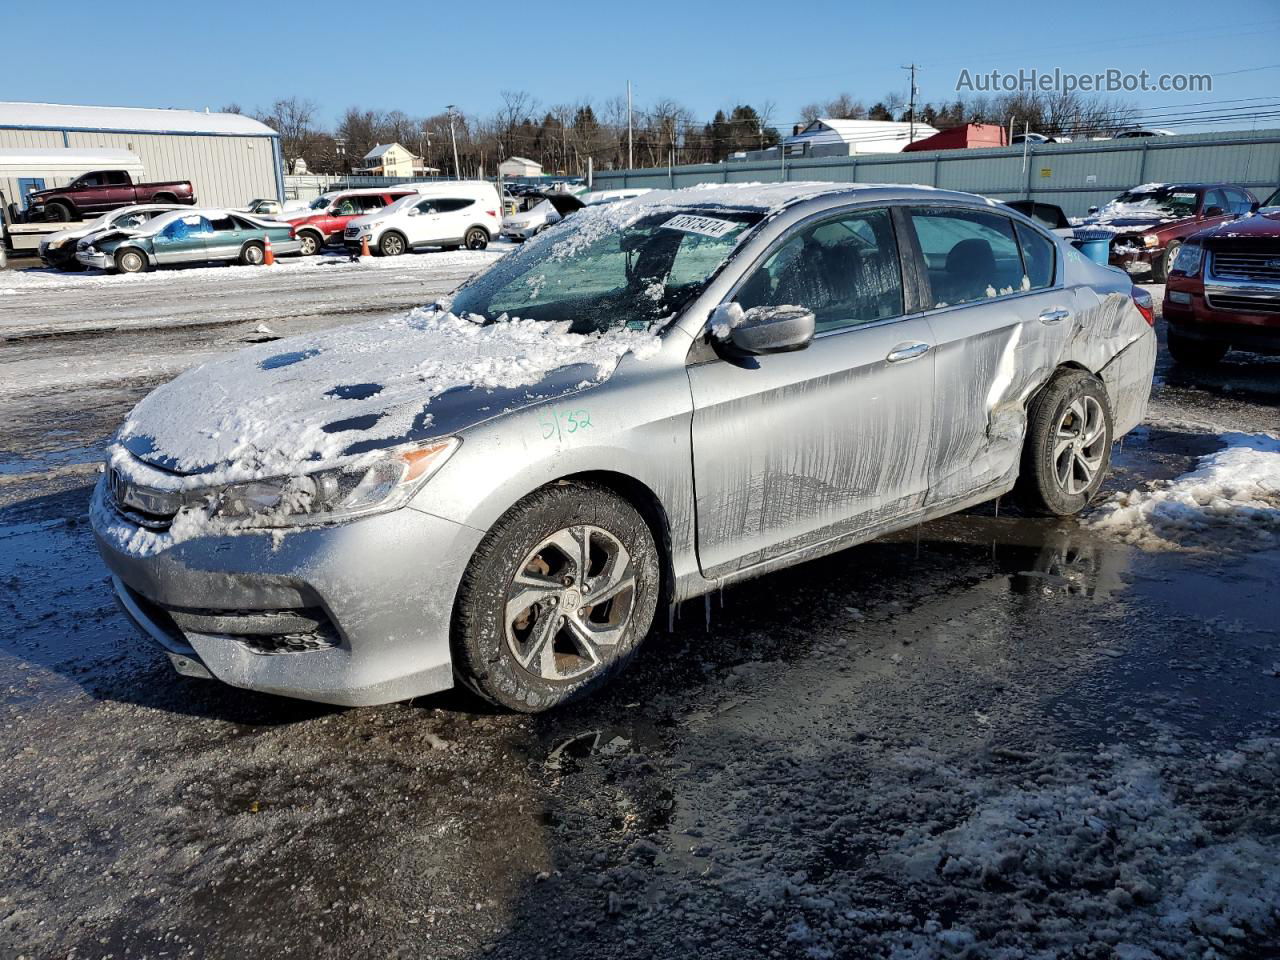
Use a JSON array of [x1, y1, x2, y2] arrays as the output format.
[[660, 214, 741, 238]]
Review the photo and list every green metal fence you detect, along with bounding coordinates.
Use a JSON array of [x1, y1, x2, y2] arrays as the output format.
[[588, 128, 1280, 218]]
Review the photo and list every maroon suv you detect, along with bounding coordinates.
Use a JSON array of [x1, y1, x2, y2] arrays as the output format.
[[1162, 193, 1280, 365], [1076, 182, 1257, 281]]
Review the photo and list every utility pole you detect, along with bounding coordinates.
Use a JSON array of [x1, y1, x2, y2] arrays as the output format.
[[902, 63, 920, 142], [626, 80, 634, 170], [446, 105, 461, 180]]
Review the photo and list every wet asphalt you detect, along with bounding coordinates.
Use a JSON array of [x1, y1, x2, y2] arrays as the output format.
[[0, 280, 1277, 958]]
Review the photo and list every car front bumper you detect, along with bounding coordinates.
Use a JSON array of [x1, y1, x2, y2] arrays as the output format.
[[90, 478, 484, 706], [1163, 282, 1280, 353], [76, 249, 109, 269]]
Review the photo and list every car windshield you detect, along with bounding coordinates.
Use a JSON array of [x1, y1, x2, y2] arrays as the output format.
[[1263, 188, 1279, 208], [309, 195, 331, 210], [1106, 188, 1198, 218], [449, 207, 763, 334]]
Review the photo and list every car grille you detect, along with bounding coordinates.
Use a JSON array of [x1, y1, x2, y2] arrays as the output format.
[[1204, 293, 1280, 314], [1210, 251, 1280, 283], [344, 226, 360, 237]]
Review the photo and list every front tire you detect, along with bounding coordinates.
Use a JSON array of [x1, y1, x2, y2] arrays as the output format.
[[379, 232, 406, 257], [1015, 370, 1113, 516], [452, 483, 660, 713], [464, 227, 489, 251], [114, 248, 146, 274], [46, 202, 73, 223], [297, 231, 321, 256], [1167, 329, 1229, 367], [1152, 241, 1179, 283]]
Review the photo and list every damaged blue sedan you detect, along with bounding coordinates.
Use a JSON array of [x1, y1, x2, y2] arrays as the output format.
[[92, 183, 1155, 712]]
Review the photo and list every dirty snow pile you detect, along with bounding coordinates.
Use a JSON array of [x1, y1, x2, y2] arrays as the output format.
[[118, 307, 659, 481], [1087, 432, 1280, 550]]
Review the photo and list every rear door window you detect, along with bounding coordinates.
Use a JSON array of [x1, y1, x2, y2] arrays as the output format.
[[1014, 223, 1056, 289], [435, 198, 476, 212], [357, 195, 387, 212], [908, 208, 1024, 307]]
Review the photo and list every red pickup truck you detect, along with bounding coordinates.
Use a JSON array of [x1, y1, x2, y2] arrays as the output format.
[[27, 170, 196, 222]]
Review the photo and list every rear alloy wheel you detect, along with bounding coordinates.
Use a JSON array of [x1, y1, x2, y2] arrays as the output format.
[[1167, 329, 1229, 367], [240, 242, 265, 266], [465, 227, 489, 251], [452, 484, 660, 712], [114, 248, 146, 274], [379, 232, 406, 257], [1016, 370, 1113, 516], [297, 231, 321, 256]]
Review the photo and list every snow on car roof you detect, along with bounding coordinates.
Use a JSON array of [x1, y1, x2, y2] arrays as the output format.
[[0, 101, 276, 137]]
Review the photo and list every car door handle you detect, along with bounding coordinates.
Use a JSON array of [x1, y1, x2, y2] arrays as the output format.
[[886, 341, 931, 363], [1039, 308, 1072, 324]]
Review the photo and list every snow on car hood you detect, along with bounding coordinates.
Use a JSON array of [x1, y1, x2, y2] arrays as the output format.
[[115, 308, 659, 481]]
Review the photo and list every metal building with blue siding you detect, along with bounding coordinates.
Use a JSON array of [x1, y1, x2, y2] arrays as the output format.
[[0, 101, 284, 209]]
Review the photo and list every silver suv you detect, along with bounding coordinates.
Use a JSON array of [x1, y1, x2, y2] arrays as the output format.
[[92, 183, 1156, 712]]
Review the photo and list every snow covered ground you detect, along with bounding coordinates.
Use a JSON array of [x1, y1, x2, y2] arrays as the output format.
[[1089, 432, 1280, 550], [0, 247, 508, 340]]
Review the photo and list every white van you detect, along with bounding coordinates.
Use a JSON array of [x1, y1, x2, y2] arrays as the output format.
[[343, 181, 502, 255]]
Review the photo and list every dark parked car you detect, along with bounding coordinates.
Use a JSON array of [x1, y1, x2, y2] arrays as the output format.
[[1162, 205, 1280, 365], [26, 169, 196, 222], [1076, 183, 1257, 281]]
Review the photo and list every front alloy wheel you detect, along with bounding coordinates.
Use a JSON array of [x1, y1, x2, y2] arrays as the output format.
[[379, 233, 405, 257], [505, 526, 637, 681], [452, 483, 660, 712]]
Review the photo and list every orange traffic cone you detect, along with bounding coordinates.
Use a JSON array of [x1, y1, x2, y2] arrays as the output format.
[[360, 234, 371, 258], [263, 237, 275, 266]]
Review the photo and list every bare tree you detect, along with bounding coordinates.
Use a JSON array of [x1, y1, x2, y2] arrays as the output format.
[[257, 97, 320, 171]]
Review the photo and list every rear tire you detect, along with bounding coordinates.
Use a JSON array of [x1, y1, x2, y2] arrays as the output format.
[[379, 232, 406, 257], [1015, 370, 1113, 516], [1167, 329, 1228, 367], [46, 202, 73, 223], [464, 227, 489, 251], [114, 248, 146, 274], [240, 242, 265, 266], [452, 483, 660, 713]]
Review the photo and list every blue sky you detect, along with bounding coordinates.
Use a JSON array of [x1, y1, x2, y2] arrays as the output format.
[[8, 0, 1280, 133]]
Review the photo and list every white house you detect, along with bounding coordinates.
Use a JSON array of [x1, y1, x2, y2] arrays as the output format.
[[498, 156, 543, 178], [784, 119, 941, 157], [361, 142, 421, 177]]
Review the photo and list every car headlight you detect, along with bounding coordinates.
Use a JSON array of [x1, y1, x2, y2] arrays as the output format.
[[1142, 235, 1160, 248], [206, 438, 459, 527], [365, 221, 382, 231], [1171, 241, 1203, 276]]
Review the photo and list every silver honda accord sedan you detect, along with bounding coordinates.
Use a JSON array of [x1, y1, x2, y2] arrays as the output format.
[[92, 182, 1156, 712]]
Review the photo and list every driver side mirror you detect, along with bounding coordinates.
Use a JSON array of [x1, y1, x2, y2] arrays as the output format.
[[406, 207, 420, 217], [1203, 205, 1225, 218], [1087, 205, 1099, 215], [710, 302, 816, 355]]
